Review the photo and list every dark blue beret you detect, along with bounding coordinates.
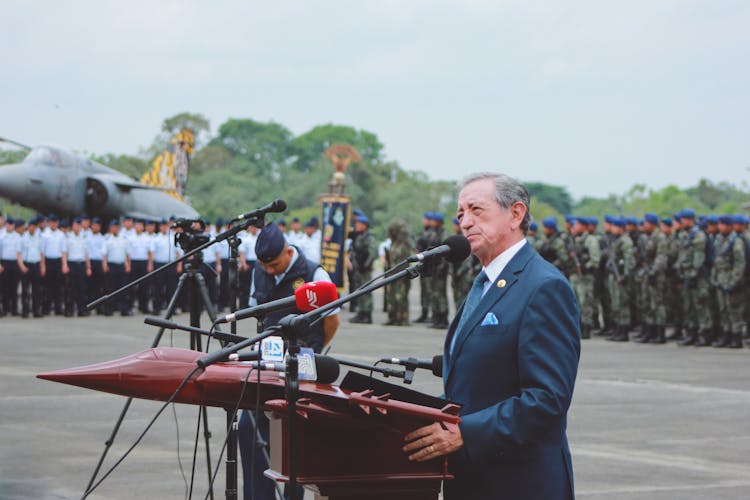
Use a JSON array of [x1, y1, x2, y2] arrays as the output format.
[[48, 213, 59, 222], [542, 216, 558, 229], [644, 213, 659, 225], [14, 218, 26, 226], [718, 215, 733, 225], [612, 217, 626, 228], [433, 213, 444, 223], [292, 217, 300, 223], [109, 219, 120, 226], [624, 216, 638, 225], [733, 214, 748, 225], [661, 218, 672, 226], [357, 215, 370, 225], [255, 222, 287, 263], [59, 219, 70, 228], [215, 218, 224, 227], [680, 208, 696, 219], [277, 218, 287, 226], [92, 217, 102, 224], [705, 214, 718, 224], [73, 217, 82, 224], [353, 209, 364, 217], [529, 221, 538, 231]]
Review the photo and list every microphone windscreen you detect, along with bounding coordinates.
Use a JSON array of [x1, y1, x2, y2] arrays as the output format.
[[272, 199, 287, 212], [314, 355, 340, 384], [443, 235, 472, 263], [431, 355, 444, 377], [294, 281, 339, 312]]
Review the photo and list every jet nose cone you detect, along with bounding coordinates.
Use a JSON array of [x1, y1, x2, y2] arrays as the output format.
[[0, 163, 27, 200]]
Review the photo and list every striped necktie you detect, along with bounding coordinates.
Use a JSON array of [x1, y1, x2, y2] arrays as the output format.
[[450, 270, 487, 356]]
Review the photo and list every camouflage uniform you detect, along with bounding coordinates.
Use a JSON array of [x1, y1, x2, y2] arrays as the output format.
[[637, 229, 669, 342], [629, 229, 647, 330], [606, 231, 634, 341], [384, 220, 413, 326], [350, 226, 378, 323], [569, 231, 601, 338], [538, 231, 570, 276], [676, 225, 713, 345], [665, 229, 683, 338], [415, 224, 433, 322], [427, 224, 450, 328], [594, 231, 614, 334], [710, 232, 746, 347]]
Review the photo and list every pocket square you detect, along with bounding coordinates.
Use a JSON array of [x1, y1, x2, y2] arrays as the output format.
[[481, 312, 499, 326]]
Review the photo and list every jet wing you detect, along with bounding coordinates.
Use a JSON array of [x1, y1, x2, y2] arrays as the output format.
[[87, 173, 173, 192]]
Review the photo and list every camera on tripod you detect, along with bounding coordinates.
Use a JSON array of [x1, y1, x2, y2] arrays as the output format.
[[172, 218, 210, 252]]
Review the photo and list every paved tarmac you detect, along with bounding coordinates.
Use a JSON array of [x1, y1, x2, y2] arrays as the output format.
[[2, 289, 750, 500]]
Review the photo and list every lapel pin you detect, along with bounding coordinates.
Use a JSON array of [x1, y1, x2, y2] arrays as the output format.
[[497, 279, 506, 288]]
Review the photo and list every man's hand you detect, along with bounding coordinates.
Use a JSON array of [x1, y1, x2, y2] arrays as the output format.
[[403, 421, 463, 462]]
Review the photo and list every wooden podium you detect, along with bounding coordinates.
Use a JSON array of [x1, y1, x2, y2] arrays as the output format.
[[265, 373, 460, 500], [37, 347, 459, 499]]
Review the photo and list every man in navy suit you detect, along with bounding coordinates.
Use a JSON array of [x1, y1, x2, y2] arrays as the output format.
[[404, 172, 581, 499]]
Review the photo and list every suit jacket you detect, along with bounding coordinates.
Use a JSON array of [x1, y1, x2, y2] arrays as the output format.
[[443, 241, 580, 500]]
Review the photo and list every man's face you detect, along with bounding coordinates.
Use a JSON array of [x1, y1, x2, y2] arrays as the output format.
[[72, 222, 81, 234], [719, 222, 733, 236], [291, 221, 301, 232], [457, 178, 523, 264], [354, 221, 367, 233], [304, 225, 315, 236], [572, 221, 586, 236], [260, 247, 294, 276], [16, 224, 25, 234], [92, 223, 101, 234], [110, 225, 120, 235]]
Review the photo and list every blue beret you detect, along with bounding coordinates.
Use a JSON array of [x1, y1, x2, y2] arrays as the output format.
[[359, 215, 372, 225], [672, 213, 682, 222], [644, 213, 659, 225], [81, 213, 90, 219], [564, 215, 574, 224], [423, 211, 433, 219], [542, 216, 558, 229], [6, 217, 14, 224], [48, 213, 59, 222], [719, 215, 734, 225], [305, 219, 316, 228], [611, 217, 626, 228], [28, 217, 39, 225], [733, 214, 748, 225], [661, 218, 672, 226], [624, 216, 638, 225], [529, 221, 538, 231], [604, 214, 615, 224], [706, 214, 718, 224], [73, 217, 82, 224], [452, 217, 460, 225], [587, 217, 598, 226], [92, 217, 102, 224], [215, 218, 224, 227], [123, 215, 134, 221], [680, 208, 696, 219], [353, 209, 364, 217], [159, 218, 167, 224], [14, 218, 26, 226], [109, 219, 120, 226], [292, 217, 300, 223], [277, 218, 287, 226], [59, 219, 70, 228], [433, 213, 444, 223], [255, 222, 287, 263]]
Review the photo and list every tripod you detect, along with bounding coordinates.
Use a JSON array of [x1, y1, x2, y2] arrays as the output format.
[[84, 239, 224, 500]]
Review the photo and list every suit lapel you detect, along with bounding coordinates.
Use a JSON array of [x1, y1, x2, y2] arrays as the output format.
[[444, 243, 536, 383]]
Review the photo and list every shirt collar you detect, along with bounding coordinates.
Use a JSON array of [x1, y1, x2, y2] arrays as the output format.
[[482, 238, 527, 288]]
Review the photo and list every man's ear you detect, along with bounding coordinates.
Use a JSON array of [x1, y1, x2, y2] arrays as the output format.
[[509, 201, 527, 231]]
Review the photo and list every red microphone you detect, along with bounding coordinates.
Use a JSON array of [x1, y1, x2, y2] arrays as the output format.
[[214, 281, 338, 324]]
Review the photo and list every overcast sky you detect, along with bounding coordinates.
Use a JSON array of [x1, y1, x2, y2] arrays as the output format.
[[1, 0, 748, 199]]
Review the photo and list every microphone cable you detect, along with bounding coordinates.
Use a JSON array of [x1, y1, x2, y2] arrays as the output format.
[[81, 364, 204, 499]]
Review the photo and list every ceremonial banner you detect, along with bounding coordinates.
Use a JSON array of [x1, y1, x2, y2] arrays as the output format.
[[320, 195, 350, 289]]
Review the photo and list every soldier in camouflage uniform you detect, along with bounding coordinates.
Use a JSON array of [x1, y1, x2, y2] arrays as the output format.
[[415, 213, 434, 323], [538, 217, 571, 276], [606, 217, 635, 341], [734, 215, 750, 346], [661, 217, 683, 340], [704, 215, 721, 340], [569, 217, 601, 339], [427, 213, 450, 329], [635, 213, 669, 343], [384, 219, 413, 326], [349, 215, 378, 324], [526, 221, 540, 249], [625, 216, 645, 331], [675, 208, 713, 346], [710, 215, 746, 348], [593, 216, 614, 335]]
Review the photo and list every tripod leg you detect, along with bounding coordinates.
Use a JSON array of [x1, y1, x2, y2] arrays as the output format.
[[83, 272, 188, 495]]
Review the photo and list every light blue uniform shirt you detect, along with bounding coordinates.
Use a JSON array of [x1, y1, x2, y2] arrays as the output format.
[[127, 233, 151, 261], [65, 232, 88, 262], [102, 234, 129, 264], [87, 233, 104, 260], [43, 230, 66, 258], [1, 231, 21, 260], [22, 231, 44, 263]]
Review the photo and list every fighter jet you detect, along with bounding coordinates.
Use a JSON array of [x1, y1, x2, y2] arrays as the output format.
[[0, 131, 199, 220]]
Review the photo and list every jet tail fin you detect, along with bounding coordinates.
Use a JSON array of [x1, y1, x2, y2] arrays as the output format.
[[139, 128, 194, 200]]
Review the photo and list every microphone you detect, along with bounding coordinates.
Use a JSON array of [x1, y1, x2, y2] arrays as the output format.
[[407, 235, 471, 264], [215, 281, 338, 324], [379, 355, 443, 378], [248, 354, 340, 384], [235, 199, 287, 221]]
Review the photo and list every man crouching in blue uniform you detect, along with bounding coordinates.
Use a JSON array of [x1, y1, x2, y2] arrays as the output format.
[[238, 221, 340, 500]]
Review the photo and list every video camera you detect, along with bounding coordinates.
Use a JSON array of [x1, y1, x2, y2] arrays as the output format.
[[172, 218, 210, 252]]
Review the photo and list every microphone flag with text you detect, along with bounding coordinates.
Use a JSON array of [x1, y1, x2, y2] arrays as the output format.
[[214, 281, 338, 324]]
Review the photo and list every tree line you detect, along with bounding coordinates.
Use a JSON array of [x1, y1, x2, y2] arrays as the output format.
[[2, 112, 749, 239]]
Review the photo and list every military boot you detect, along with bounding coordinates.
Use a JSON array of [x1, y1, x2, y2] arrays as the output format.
[[608, 326, 629, 342], [429, 313, 449, 329], [414, 309, 430, 323], [635, 324, 652, 343], [695, 329, 714, 347], [350, 312, 372, 324], [649, 325, 666, 344], [678, 329, 697, 346], [581, 325, 591, 339], [711, 329, 730, 348], [729, 332, 743, 348]]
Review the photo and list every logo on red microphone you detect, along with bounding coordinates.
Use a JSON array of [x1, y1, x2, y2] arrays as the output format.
[[306, 289, 319, 308]]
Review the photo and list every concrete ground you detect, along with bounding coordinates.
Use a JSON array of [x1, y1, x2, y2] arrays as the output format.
[[2, 287, 750, 500]]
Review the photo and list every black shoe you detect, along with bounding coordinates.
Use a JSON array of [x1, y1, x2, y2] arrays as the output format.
[[729, 333, 743, 348], [78, 311, 91, 317], [678, 331, 697, 346], [350, 313, 372, 324], [635, 325, 653, 343], [649, 326, 666, 344], [712, 332, 730, 348], [121, 310, 133, 317], [581, 325, 591, 339]]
